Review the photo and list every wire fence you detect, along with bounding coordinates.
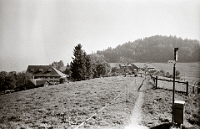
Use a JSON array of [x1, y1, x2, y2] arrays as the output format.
[[73, 82, 136, 129]]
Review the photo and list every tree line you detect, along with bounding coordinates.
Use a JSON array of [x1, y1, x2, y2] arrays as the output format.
[[0, 71, 26, 91], [96, 35, 200, 63]]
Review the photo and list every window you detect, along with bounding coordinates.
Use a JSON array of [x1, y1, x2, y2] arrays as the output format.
[[30, 69, 34, 72]]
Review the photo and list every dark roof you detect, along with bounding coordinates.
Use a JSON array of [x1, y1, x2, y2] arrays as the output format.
[[131, 64, 139, 69], [26, 65, 66, 77], [119, 64, 138, 68], [119, 64, 132, 67], [134, 63, 156, 69]]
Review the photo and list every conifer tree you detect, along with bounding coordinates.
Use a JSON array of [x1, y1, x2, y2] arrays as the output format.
[[70, 44, 95, 80], [85, 55, 92, 79], [81, 51, 87, 80], [70, 44, 87, 81]]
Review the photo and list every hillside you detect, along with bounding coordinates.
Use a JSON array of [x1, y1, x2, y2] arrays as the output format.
[[0, 77, 144, 129], [96, 35, 200, 63]]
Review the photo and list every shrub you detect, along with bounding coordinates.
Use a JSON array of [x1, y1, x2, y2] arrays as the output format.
[[160, 69, 165, 74], [165, 72, 173, 78], [111, 72, 119, 76], [111, 67, 118, 73], [175, 70, 180, 76], [165, 72, 170, 77], [158, 69, 165, 77]]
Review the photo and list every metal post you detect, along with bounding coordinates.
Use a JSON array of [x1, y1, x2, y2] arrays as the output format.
[[186, 81, 189, 95], [172, 63, 176, 123], [172, 48, 178, 123], [125, 84, 127, 102]]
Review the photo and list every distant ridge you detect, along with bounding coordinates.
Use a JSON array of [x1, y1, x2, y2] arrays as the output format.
[[96, 35, 200, 63]]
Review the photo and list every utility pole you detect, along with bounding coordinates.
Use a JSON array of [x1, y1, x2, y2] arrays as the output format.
[[172, 48, 178, 123]]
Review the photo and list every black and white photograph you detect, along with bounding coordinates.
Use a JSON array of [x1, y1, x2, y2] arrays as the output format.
[[0, 0, 199, 128]]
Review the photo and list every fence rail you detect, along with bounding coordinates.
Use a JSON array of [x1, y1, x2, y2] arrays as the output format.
[[150, 75, 200, 95], [189, 84, 200, 94]]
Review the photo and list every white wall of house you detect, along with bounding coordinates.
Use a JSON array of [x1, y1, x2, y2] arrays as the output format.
[[33, 76, 60, 82]]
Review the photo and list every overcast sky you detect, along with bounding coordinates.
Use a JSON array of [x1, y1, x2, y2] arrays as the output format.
[[0, 0, 200, 72]]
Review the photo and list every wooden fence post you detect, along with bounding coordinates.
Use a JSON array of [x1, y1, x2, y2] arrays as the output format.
[[186, 81, 188, 95], [156, 76, 158, 89], [193, 86, 194, 94]]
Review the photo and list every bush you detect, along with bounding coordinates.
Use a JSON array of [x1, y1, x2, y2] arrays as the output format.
[[111, 67, 118, 73], [165, 72, 170, 77], [165, 72, 173, 78], [160, 69, 165, 74], [158, 69, 165, 77], [111, 72, 119, 76], [176, 70, 180, 76]]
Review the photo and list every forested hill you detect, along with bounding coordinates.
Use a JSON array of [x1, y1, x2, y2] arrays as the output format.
[[96, 35, 200, 63]]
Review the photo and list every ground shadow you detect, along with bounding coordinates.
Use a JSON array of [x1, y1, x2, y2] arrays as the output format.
[[150, 122, 172, 129], [150, 122, 197, 129]]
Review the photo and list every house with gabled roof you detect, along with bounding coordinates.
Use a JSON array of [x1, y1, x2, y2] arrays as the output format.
[[26, 65, 67, 87]]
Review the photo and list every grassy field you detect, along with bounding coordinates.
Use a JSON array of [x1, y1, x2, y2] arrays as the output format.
[[0, 76, 144, 129], [110, 62, 199, 83], [141, 78, 200, 128], [135, 62, 200, 80], [147, 62, 199, 83], [0, 62, 198, 129]]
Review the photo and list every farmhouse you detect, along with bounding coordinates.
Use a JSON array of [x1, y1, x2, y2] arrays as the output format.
[[26, 65, 67, 87], [134, 63, 156, 71], [146, 64, 156, 71], [119, 64, 139, 71]]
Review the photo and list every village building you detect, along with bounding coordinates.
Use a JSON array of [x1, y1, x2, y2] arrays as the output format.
[[26, 65, 67, 88], [118, 63, 139, 76], [119, 64, 139, 71]]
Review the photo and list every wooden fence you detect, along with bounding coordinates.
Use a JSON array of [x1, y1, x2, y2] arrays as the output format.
[[190, 83, 200, 94], [150, 75, 200, 95]]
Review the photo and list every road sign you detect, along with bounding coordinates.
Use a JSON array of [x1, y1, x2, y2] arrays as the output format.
[[168, 60, 175, 64], [174, 48, 179, 61]]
